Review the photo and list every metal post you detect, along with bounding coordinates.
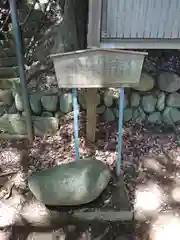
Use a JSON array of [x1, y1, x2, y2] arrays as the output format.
[[116, 88, 124, 178], [72, 88, 79, 161], [8, 0, 33, 142]]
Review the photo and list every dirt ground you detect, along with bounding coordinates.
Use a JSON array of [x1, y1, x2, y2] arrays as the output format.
[[0, 112, 180, 239]]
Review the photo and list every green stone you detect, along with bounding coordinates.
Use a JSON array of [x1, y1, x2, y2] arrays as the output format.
[[55, 111, 65, 119], [158, 72, 180, 93], [130, 92, 140, 107], [59, 93, 72, 113], [0, 114, 26, 134], [162, 107, 173, 125], [97, 105, 105, 114], [124, 108, 133, 122], [132, 73, 155, 91], [0, 106, 5, 117], [132, 107, 146, 123], [166, 92, 180, 108], [104, 89, 114, 107], [103, 108, 115, 121], [41, 112, 53, 117], [163, 107, 180, 124], [15, 93, 23, 111], [0, 90, 13, 106], [7, 103, 17, 114], [28, 158, 111, 206], [30, 94, 42, 115], [141, 95, 157, 113], [156, 92, 165, 111], [41, 95, 58, 112], [78, 92, 86, 109], [33, 116, 59, 136], [148, 112, 162, 124]]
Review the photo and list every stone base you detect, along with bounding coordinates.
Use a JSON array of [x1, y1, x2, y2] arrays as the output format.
[[47, 174, 132, 222]]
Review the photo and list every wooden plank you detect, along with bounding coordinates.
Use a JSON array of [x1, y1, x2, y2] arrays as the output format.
[[87, 0, 102, 47], [86, 89, 97, 142]]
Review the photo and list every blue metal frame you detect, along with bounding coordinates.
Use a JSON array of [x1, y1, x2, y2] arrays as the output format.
[[116, 88, 124, 177], [72, 88, 79, 161], [72, 87, 124, 178]]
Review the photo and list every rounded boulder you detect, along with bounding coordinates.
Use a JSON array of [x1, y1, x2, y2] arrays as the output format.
[[28, 158, 111, 206]]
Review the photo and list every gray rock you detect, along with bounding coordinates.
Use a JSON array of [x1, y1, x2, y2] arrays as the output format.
[[41, 95, 58, 112], [132, 73, 155, 91], [141, 95, 157, 113], [97, 105, 105, 114], [28, 158, 110, 206], [7, 103, 17, 114], [156, 92, 165, 111], [166, 92, 180, 108], [59, 93, 72, 113], [14, 93, 23, 111], [0, 90, 13, 106], [104, 89, 114, 107], [30, 94, 42, 115], [41, 112, 53, 117], [103, 108, 115, 121], [158, 72, 180, 93], [124, 108, 133, 122], [132, 107, 146, 123], [130, 92, 140, 107], [148, 112, 162, 124]]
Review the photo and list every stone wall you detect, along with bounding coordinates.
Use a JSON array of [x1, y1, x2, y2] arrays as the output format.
[[0, 70, 180, 136]]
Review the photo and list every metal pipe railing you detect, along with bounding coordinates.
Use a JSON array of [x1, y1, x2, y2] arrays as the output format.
[[8, 0, 33, 142]]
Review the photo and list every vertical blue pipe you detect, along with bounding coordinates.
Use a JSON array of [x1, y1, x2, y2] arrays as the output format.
[[8, 0, 33, 142], [116, 88, 124, 177], [72, 88, 79, 161]]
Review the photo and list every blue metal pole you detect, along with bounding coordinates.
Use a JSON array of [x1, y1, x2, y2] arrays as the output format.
[[116, 88, 124, 177], [72, 88, 79, 161], [8, 0, 33, 142]]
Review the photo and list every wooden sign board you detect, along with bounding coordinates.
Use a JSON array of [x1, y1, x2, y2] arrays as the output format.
[[51, 49, 147, 88]]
